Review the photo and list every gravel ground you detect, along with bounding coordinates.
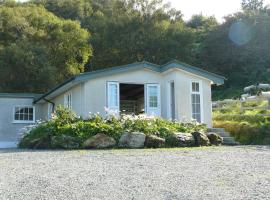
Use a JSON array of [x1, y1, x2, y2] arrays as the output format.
[[0, 146, 270, 200]]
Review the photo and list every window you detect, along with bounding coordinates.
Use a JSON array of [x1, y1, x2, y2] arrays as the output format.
[[191, 82, 202, 123], [64, 93, 72, 109], [148, 86, 158, 108], [106, 82, 120, 116], [108, 83, 119, 107], [14, 106, 35, 123]]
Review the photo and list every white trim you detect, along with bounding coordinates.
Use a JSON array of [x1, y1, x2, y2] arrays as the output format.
[[145, 83, 161, 117], [190, 80, 204, 123], [0, 141, 18, 149], [167, 80, 176, 120], [13, 105, 35, 124]]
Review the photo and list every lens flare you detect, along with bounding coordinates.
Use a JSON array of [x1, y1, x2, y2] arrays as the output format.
[[229, 21, 253, 46]]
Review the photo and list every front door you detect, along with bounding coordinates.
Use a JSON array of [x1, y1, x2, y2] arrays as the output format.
[[146, 84, 161, 117]]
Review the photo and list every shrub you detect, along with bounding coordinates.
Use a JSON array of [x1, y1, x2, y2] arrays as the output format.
[[18, 106, 206, 149], [213, 120, 270, 145]]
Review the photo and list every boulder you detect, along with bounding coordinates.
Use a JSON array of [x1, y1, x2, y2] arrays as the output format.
[[192, 132, 210, 146], [83, 133, 116, 149], [166, 132, 195, 147], [51, 135, 80, 149], [118, 132, 146, 148], [207, 133, 223, 146], [144, 135, 165, 148]]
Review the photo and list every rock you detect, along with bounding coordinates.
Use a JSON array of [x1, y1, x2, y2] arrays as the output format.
[[51, 135, 80, 149], [118, 132, 146, 148], [192, 132, 210, 146], [83, 133, 116, 149], [166, 132, 195, 147], [144, 135, 165, 148], [207, 133, 223, 146]]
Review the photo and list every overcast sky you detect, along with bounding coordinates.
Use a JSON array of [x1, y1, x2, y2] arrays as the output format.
[[166, 0, 270, 22]]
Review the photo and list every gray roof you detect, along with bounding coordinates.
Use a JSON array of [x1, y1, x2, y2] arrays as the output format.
[[0, 93, 42, 99], [34, 60, 226, 103]]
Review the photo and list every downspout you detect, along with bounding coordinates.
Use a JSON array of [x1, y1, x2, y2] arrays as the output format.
[[43, 98, 55, 112]]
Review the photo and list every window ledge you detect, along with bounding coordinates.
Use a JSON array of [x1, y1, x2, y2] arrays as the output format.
[[13, 121, 35, 124]]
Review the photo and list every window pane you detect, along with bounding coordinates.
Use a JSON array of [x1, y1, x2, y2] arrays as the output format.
[[29, 114, 33, 121], [192, 82, 199, 92], [15, 113, 19, 120], [23, 113, 29, 121], [148, 86, 158, 108], [191, 94, 201, 123], [29, 108, 33, 114]]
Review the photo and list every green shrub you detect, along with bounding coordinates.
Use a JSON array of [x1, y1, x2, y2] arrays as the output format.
[[19, 106, 206, 149], [214, 120, 270, 145]]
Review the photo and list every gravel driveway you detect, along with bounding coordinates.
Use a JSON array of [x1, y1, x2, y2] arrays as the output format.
[[0, 146, 270, 200]]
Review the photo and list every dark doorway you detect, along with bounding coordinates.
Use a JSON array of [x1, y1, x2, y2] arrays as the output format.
[[120, 83, 144, 115]]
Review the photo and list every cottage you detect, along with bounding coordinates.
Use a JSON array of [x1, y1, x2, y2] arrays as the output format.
[[0, 60, 225, 148]]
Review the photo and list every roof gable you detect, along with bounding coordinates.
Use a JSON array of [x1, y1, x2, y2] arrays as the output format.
[[161, 60, 226, 85]]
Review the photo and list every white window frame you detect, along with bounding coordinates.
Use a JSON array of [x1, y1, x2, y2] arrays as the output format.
[[13, 105, 35, 124], [64, 92, 72, 109], [190, 80, 204, 123], [106, 81, 120, 115]]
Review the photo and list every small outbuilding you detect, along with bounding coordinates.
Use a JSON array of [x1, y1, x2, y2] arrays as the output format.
[[0, 60, 225, 148]]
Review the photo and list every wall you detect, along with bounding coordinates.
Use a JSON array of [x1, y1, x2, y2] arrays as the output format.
[[0, 97, 42, 147], [40, 83, 84, 119], [83, 68, 213, 127], [83, 69, 163, 118]]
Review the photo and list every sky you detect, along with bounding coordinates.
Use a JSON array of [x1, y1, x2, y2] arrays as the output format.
[[18, 0, 270, 22], [166, 0, 270, 22]]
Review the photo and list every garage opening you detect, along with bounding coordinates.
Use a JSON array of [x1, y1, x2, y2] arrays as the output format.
[[120, 83, 144, 115]]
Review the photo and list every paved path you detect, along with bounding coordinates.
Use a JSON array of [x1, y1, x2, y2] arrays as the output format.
[[0, 146, 270, 200]]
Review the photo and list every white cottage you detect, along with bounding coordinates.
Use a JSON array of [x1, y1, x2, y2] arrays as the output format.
[[0, 60, 225, 148]]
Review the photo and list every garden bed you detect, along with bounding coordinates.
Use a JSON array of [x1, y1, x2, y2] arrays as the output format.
[[19, 106, 221, 149]]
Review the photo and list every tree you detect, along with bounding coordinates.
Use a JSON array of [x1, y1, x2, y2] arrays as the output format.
[[242, 0, 264, 11], [0, 4, 92, 92], [33, 0, 195, 70], [198, 11, 270, 99]]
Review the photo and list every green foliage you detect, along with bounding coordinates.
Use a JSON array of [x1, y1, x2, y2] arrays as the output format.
[[242, 0, 265, 11], [19, 107, 206, 149], [0, 3, 92, 93], [213, 99, 270, 144], [34, 0, 195, 70]]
